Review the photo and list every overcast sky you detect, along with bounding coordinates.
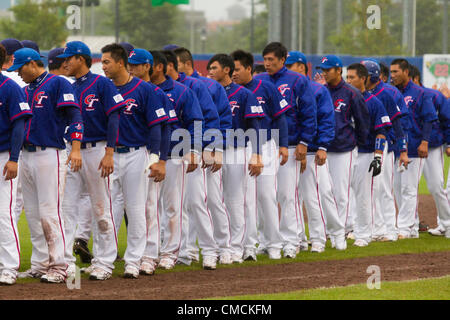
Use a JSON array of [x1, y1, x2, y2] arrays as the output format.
[[178, 0, 261, 22]]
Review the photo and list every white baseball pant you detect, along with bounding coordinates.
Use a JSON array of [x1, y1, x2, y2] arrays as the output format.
[[352, 152, 383, 243], [0, 152, 20, 277], [159, 158, 186, 262], [13, 157, 23, 225], [374, 150, 398, 239], [142, 177, 161, 264], [299, 155, 345, 245], [74, 192, 93, 242], [277, 147, 301, 251], [179, 164, 218, 263], [21, 148, 67, 276], [222, 146, 251, 258], [206, 167, 232, 257], [111, 147, 149, 270], [328, 151, 354, 234], [421, 146, 450, 231], [255, 140, 283, 251], [395, 157, 424, 237], [62, 142, 118, 273]]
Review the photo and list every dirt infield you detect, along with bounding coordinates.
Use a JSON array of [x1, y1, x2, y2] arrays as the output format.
[[1, 251, 449, 300], [0, 195, 447, 300]]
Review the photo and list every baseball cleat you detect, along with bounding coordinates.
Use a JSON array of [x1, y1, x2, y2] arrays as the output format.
[[158, 258, 175, 270], [17, 269, 44, 279], [219, 253, 233, 265], [346, 232, 355, 240], [311, 243, 325, 253], [283, 248, 297, 259], [243, 249, 257, 262], [202, 256, 217, 270], [123, 266, 139, 279], [80, 265, 95, 274], [230, 254, 243, 264], [73, 238, 93, 264], [298, 242, 309, 252], [418, 221, 429, 232], [428, 227, 445, 236], [0, 271, 16, 285], [89, 268, 112, 281], [267, 249, 281, 260], [445, 230, 450, 239], [140, 261, 156, 275], [40, 272, 65, 284], [335, 236, 347, 251], [353, 239, 369, 247]]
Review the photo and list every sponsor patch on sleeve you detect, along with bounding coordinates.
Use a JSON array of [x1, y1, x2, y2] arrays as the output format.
[[381, 116, 390, 123], [19, 102, 30, 111], [169, 109, 177, 118], [113, 94, 124, 103], [156, 108, 166, 117], [280, 99, 288, 108], [63, 94, 75, 102], [251, 106, 263, 114]]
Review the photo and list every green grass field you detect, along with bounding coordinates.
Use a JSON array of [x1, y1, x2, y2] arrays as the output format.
[[211, 276, 450, 300]]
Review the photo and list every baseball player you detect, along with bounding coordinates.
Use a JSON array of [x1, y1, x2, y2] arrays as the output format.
[[9, 48, 84, 283], [230, 49, 289, 259], [58, 41, 126, 280], [208, 53, 266, 262], [127, 48, 177, 275], [1, 39, 26, 88], [390, 58, 438, 239], [173, 47, 234, 264], [361, 59, 410, 242], [151, 51, 204, 269], [163, 50, 221, 268], [254, 42, 317, 258], [409, 65, 450, 238], [286, 51, 347, 252], [316, 55, 370, 237], [0, 44, 32, 285], [346, 63, 392, 247], [101, 43, 168, 278]]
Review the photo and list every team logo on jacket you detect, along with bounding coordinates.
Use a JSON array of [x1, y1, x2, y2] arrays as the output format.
[[334, 99, 346, 112], [34, 91, 48, 108], [278, 84, 290, 97], [124, 98, 138, 115], [404, 96, 413, 107], [84, 94, 99, 111], [256, 96, 266, 104], [229, 100, 240, 116], [166, 93, 175, 103]]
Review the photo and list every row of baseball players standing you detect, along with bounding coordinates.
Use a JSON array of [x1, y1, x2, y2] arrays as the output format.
[[0, 37, 449, 285]]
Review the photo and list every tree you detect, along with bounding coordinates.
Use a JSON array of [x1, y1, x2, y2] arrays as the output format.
[[115, 0, 182, 50], [0, 0, 68, 50]]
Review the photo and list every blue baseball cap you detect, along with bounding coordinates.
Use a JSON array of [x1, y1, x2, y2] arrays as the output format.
[[316, 55, 343, 69], [286, 51, 307, 65], [162, 44, 179, 51], [128, 48, 153, 66], [119, 42, 134, 55], [57, 41, 91, 58], [1, 38, 23, 55], [7, 48, 41, 72], [48, 47, 65, 65]]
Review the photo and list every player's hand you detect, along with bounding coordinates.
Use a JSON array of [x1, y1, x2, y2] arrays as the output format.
[[3, 161, 18, 181], [248, 153, 264, 177], [314, 73, 326, 85], [300, 158, 307, 173], [185, 152, 199, 173], [98, 148, 114, 178], [368, 154, 382, 177], [399, 151, 410, 170], [67, 148, 82, 172], [294, 143, 307, 161], [446, 147, 450, 157], [149, 160, 166, 182], [202, 150, 214, 169], [417, 141, 429, 158], [315, 149, 327, 166], [279, 147, 288, 166], [211, 150, 223, 173]]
